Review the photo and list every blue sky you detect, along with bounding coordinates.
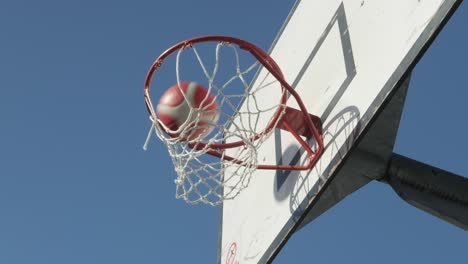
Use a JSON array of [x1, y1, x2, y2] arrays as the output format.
[[0, 1, 467, 263]]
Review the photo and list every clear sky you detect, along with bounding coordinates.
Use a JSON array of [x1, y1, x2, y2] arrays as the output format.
[[0, 1, 467, 263]]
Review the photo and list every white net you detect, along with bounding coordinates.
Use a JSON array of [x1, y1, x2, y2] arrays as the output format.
[[144, 41, 286, 206]]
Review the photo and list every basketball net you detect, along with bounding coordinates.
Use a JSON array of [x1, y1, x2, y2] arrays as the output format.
[[143, 36, 323, 206]]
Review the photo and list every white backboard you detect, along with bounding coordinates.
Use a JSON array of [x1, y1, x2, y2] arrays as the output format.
[[219, 0, 461, 263]]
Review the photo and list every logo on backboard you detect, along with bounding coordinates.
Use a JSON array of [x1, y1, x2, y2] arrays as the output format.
[[225, 242, 238, 264]]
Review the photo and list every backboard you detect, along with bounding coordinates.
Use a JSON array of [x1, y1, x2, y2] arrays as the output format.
[[219, 0, 461, 263]]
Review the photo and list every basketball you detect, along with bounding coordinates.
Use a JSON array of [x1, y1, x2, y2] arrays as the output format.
[[156, 81, 219, 140]]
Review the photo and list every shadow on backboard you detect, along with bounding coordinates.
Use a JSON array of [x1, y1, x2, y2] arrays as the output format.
[[273, 106, 361, 220]]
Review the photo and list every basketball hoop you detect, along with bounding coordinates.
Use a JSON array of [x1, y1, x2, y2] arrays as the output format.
[[143, 36, 324, 205]]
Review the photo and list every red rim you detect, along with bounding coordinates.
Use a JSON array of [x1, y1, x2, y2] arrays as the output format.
[[144, 35, 324, 171]]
